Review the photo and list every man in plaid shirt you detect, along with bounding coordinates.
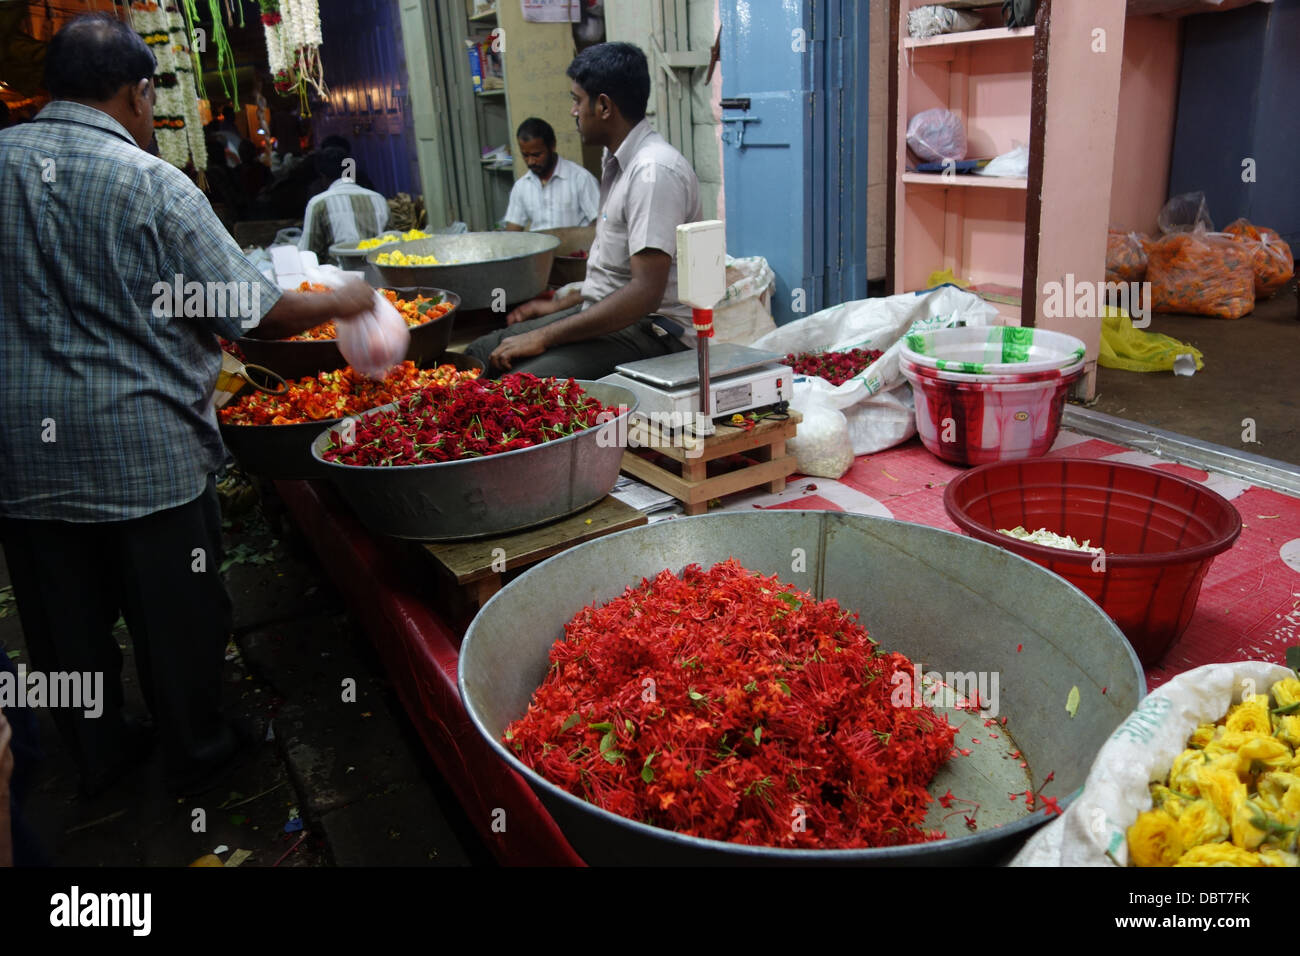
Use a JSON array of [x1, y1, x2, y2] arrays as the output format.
[[0, 15, 376, 799]]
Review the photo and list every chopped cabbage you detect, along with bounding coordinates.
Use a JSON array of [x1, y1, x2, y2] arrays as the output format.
[[998, 526, 1102, 553]]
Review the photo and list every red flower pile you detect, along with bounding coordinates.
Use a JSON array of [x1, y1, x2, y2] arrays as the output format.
[[505, 559, 957, 849], [321, 373, 611, 467], [783, 347, 885, 387]]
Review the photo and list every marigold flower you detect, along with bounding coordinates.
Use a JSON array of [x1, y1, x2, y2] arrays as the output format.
[[1174, 843, 1263, 867], [1127, 809, 1184, 867], [1176, 799, 1229, 848], [1225, 695, 1272, 736]]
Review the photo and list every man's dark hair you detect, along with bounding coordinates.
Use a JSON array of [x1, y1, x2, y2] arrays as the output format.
[[320, 134, 352, 154], [44, 13, 156, 102], [566, 43, 650, 124], [516, 117, 556, 149], [314, 146, 348, 182]]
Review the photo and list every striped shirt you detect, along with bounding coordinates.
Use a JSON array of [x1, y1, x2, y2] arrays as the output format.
[[300, 178, 390, 257], [503, 156, 599, 231], [0, 101, 281, 521]]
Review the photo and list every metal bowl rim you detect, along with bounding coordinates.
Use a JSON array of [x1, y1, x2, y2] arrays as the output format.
[[308, 379, 638, 471], [364, 231, 561, 268], [457, 510, 1145, 861]]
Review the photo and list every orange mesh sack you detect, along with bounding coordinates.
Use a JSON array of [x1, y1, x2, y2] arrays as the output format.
[[1222, 218, 1294, 298], [1146, 229, 1255, 319], [1106, 229, 1148, 284]]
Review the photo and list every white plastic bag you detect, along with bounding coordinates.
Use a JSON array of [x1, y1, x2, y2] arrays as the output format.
[[787, 405, 854, 479], [305, 263, 410, 379], [976, 143, 1029, 178], [752, 286, 996, 455], [1011, 660, 1294, 867], [907, 5, 982, 38], [906, 108, 967, 163]]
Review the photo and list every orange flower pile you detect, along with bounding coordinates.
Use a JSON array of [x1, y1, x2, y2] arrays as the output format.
[[282, 284, 455, 342], [218, 361, 478, 426]]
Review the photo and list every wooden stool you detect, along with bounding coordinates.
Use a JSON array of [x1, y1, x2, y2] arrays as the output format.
[[620, 411, 801, 516], [421, 495, 646, 612]]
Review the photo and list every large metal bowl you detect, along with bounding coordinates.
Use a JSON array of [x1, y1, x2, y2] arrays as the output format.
[[538, 226, 595, 287], [309, 380, 636, 540], [459, 512, 1146, 865], [237, 289, 459, 381], [367, 232, 560, 310], [220, 351, 484, 480]]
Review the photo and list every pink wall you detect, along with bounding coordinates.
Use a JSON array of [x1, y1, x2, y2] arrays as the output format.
[[1108, 16, 1182, 235]]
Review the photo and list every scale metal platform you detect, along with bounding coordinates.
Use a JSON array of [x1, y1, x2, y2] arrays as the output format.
[[599, 344, 792, 429]]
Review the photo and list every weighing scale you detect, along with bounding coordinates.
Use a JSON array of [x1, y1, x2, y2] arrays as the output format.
[[598, 221, 792, 435], [600, 344, 792, 426]]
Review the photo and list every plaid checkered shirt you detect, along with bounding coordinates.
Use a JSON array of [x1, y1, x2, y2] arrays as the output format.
[[0, 101, 282, 521]]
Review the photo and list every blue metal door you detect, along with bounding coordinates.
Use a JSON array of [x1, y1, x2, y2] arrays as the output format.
[[720, 0, 869, 324]]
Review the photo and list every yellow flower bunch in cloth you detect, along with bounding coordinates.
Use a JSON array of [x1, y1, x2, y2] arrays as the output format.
[[1128, 675, 1300, 866]]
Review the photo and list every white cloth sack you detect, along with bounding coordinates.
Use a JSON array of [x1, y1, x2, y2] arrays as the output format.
[[304, 263, 410, 379], [713, 255, 777, 345], [1011, 660, 1295, 867], [752, 286, 997, 455]]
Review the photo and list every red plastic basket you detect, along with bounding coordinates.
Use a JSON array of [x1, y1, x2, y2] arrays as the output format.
[[943, 458, 1242, 664]]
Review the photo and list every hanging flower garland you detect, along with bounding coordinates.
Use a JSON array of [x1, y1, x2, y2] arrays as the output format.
[[128, 2, 208, 173], [176, 0, 242, 110], [259, 0, 327, 111]]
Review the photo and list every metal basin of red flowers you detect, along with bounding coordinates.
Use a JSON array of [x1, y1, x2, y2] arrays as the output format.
[[459, 511, 1145, 865], [309, 378, 637, 540]]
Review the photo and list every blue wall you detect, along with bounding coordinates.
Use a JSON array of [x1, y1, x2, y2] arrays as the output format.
[[314, 0, 420, 198]]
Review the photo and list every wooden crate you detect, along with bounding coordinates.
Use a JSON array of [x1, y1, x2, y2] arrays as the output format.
[[620, 412, 801, 516], [421, 495, 646, 614]]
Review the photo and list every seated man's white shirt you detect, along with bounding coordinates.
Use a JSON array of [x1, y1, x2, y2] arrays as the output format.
[[504, 156, 599, 231], [299, 179, 390, 258]]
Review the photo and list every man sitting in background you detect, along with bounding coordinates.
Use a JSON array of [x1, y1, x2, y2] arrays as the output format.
[[298, 146, 390, 259], [467, 44, 702, 379], [504, 117, 598, 232]]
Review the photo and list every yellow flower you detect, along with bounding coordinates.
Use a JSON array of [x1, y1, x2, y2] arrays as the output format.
[[1271, 678, 1300, 710], [1226, 695, 1273, 735], [1188, 723, 1216, 749], [1276, 715, 1300, 749], [1128, 809, 1184, 867], [1237, 735, 1292, 773], [1194, 763, 1246, 820], [1228, 792, 1268, 850], [1170, 749, 1207, 795], [1174, 843, 1263, 867], [1177, 799, 1230, 848], [1150, 784, 1187, 819], [1258, 849, 1299, 867]]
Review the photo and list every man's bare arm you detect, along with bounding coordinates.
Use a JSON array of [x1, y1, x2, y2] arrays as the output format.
[[536, 250, 671, 347], [244, 276, 375, 340]]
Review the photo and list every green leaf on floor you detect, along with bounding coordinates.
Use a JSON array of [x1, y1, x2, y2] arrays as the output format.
[[6, 650, 20, 660]]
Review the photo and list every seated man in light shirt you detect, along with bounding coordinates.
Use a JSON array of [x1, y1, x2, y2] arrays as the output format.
[[298, 147, 389, 259], [504, 117, 599, 232], [466, 43, 702, 379]]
